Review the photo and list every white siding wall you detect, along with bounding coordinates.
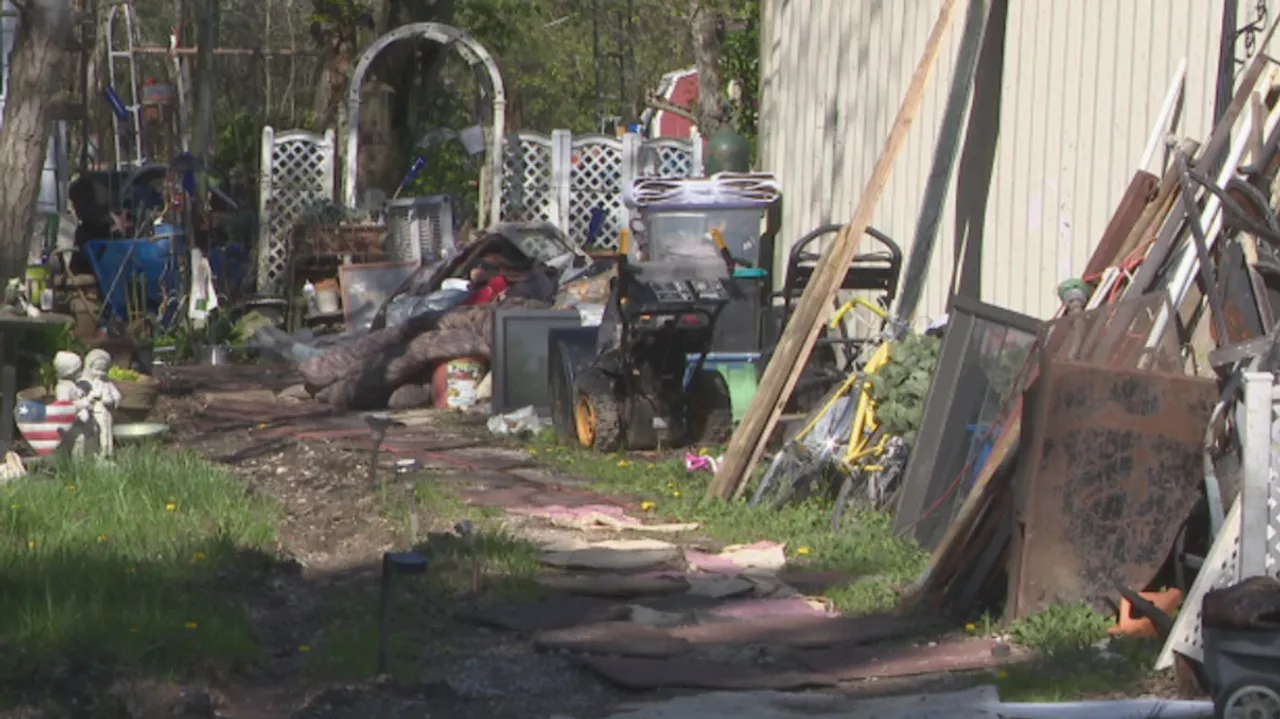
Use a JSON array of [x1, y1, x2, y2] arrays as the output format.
[[759, 0, 1250, 323]]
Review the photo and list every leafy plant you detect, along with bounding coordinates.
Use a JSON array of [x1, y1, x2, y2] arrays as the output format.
[[722, 0, 761, 152], [107, 366, 143, 382], [867, 334, 942, 446]]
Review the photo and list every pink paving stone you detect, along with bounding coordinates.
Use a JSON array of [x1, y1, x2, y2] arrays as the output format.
[[705, 597, 839, 621], [682, 541, 785, 575], [506, 503, 644, 527]]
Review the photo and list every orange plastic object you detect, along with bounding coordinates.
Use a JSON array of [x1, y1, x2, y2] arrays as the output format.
[[1109, 588, 1184, 638]]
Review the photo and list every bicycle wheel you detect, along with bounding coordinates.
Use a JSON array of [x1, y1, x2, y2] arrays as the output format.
[[752, 442, 832, 510]]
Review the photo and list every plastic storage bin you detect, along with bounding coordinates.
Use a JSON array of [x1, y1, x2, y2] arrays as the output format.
[[641, 208, 765, 267], [685, 353, 760, 423]]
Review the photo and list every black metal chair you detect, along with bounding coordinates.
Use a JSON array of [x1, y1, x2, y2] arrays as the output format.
[[769, 223, 904, 366]]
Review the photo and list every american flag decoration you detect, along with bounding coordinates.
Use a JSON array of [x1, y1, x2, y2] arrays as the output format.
[[15, 400, 79, 456]]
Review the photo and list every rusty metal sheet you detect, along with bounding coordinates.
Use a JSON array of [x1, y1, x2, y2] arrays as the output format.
[[1037, 293, 1183, 371], [1008, 362, 1216, 619], [1213, 240, 1269, 345]]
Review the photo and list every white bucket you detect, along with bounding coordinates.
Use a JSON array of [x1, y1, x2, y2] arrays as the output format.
[[314, 287, 341, 314]]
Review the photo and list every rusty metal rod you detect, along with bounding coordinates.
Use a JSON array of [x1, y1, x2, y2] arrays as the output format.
[[130, 46, 316, 56]]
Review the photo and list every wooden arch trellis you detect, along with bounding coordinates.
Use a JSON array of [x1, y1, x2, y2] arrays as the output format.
[[343, 23, 506, 225]]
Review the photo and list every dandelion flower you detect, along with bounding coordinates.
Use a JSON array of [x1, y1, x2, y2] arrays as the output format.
[[298, 645, 311, 653], [184, 621, 198, 630], [671, 490, 681, 498], [965, 622, 977, 633], [640, 500, 656, 512], [165, 503, 177, 511], [997, 670, 1009, 680], [617, 460, 631, 468], [529, 448, 538, 455], [194, 552, 206, 561], [27, 540, 36, 549], [98, 535, 109, 543], [796, 546, 810, 556], [699, 447, 709, 456]]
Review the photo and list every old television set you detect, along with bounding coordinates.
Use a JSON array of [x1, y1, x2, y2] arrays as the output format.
[[491, 308, 587, 415]]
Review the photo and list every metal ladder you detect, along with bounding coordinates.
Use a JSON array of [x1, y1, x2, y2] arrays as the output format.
[[105, 2, 143, 169]]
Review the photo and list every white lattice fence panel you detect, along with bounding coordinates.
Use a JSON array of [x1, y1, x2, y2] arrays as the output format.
[[1157, 379, 1280, 670], [648, 139, 696, 178], [497, 130, 698, 247], [569, 136, 625, 249], [257, 127, 336, 294], [1157, 498, 1243, 669], [501, 133, 554, 224]]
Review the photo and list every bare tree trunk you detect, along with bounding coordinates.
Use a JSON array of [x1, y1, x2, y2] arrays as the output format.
[[690, 0, 728, 133], [0, 0, 73, 283], [312, 36, 354, 131]]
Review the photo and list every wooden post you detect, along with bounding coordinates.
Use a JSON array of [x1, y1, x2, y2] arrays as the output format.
[[706, 0, 963, 500]]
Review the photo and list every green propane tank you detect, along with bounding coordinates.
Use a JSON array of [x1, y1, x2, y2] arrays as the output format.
[[705, 127, 751, 174]]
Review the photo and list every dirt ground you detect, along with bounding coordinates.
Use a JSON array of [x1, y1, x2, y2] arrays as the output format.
[[133, 369, 628, 719], [4, 364, 1178, 719]]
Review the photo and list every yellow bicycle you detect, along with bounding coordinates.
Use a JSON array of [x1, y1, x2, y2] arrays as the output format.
[[749, 297, 908, 528]]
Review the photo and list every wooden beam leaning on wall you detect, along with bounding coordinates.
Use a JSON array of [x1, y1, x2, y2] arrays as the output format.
[[705, 0, 964, 500]]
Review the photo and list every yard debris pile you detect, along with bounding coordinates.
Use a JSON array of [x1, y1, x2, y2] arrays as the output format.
[[692, 10, 1280, 711], [248, 222, 607, 412], [873, 28, 1280, 708]]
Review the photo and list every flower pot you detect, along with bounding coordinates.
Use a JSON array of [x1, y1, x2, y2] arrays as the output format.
[[114, 376, 160, 423]]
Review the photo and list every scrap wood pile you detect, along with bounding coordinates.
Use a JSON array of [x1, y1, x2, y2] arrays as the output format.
[[902, 36, 1280, 694], [710, 0, 1280, 694]]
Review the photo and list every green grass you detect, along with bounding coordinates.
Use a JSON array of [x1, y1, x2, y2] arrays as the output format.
[[528, 442, 929, 614], [969, 603, 1163, 701], [304, 474, 547, 680], [0, 448, 279, 697]]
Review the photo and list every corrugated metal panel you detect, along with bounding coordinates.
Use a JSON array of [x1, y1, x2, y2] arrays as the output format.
[[760, 0, 1225, 323]]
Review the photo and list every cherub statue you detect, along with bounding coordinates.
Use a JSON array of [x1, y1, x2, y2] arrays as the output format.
[[77, 349, 122, 458], [52, 351, 84, 402]]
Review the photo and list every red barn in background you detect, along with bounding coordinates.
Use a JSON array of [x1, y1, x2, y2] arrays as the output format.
[[644, 68, 700, 139]]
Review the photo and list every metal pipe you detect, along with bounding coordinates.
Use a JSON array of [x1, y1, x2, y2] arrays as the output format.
[[1143, 95, 1280, 353], [1139, 59, 1187, 172]]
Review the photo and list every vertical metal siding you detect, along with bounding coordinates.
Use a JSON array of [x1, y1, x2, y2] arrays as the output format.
[[761, 0, 1224, 323]]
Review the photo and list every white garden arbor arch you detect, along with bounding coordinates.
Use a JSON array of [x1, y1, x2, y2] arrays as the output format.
[[343, 23, 506, 225]]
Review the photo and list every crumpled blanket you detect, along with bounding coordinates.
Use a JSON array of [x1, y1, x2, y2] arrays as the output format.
[[302, 296, 551, 410]]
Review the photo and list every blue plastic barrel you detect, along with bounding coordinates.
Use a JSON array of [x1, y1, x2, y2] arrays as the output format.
[[84, 225, 185, 322]]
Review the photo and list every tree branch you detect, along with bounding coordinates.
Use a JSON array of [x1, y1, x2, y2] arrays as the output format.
[[645, 94, 699, 125]]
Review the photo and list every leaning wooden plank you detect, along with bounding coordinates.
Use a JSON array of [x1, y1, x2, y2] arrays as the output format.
[[706, 0, 963, 500], [899, 415, 1020, 612]]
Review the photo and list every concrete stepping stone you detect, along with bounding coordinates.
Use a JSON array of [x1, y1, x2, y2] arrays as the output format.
[[536, 573, 691, 598], [534, 621, 693, 658], [579, 656, 837, 691]]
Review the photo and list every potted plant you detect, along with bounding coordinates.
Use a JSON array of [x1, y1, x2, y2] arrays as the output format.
[[108, 365, 159, 422]]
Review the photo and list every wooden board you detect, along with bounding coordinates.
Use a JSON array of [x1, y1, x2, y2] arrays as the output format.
[[706, 0, 963, 500]]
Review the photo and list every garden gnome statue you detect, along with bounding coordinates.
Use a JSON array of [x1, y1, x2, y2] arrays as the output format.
[[78, 349, 121, 457], [52, 352, 84, 402]]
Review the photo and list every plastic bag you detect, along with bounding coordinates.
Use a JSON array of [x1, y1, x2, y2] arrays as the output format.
[[383, 288, 471, 328]]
